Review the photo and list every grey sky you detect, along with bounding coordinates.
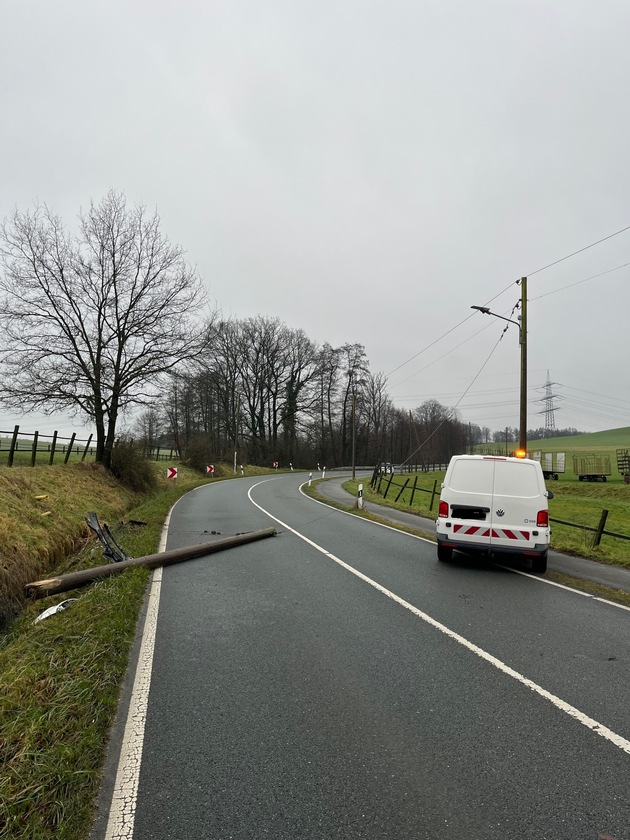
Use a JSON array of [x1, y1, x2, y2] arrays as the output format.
[[2, 0, 629, 438]]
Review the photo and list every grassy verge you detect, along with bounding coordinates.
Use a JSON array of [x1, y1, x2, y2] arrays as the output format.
[[0, 462, 222, 840]]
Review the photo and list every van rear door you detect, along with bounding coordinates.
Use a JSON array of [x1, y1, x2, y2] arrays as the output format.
[[488, 459, 544, 553], [446, 457, 495, 548]]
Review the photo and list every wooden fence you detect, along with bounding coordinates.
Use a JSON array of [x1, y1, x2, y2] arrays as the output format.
[[549, 510, 630, 547], [371, 470, 441, 511], [0, 426, 181, 467], [0, 425, 95, 467], [370, 471, 629, 548]]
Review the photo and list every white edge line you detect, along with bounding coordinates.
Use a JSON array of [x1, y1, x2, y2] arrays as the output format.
[[103, 500, 179, 839], [497, 565, 630, 612], [249, 479, 630, 756], [301, 479, 630, 613], [298, 479, 435, 543]]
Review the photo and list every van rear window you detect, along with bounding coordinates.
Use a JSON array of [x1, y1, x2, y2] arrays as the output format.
[[493, 461, 540, 497], [449, 458, 541, 498], [449, 459, 494, 494]]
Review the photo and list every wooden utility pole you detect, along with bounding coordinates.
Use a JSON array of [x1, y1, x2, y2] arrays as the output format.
[[519, 276, 528, 454], [26, 527, 276, 598], [351, 391, 356, 480]]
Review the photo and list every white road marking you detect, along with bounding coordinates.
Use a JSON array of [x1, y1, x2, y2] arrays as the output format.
[[249, 479, 630, 756], [103, 504, 175, 838], [303, 478, 630, 612], [498, 565, 630, 612], [104, 568, 162, 839]]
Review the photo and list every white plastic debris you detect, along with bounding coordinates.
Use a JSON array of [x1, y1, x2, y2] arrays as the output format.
[[33, 599, 78, 624]]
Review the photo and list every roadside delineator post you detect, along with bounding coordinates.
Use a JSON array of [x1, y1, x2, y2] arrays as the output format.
[[358, 483, 363, 510]]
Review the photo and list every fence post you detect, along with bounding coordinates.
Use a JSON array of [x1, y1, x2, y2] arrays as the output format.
[[395, 478, 409, 503], [64, 433, 76, 464], [429, 479, 438, 511], [7, 425, 19, 467], [49, 431, 58, 465], [31, 431, 39, 467], [383, 473, 394, 499], [81, 434, 93, 461], [409, 475, 418, 507], [593, 509, 609, 546]]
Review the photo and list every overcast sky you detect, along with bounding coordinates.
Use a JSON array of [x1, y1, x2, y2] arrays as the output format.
[[2, 0, 630, 440]]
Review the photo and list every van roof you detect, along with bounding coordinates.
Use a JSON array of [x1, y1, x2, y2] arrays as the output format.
[[451, 454, 537, 465]]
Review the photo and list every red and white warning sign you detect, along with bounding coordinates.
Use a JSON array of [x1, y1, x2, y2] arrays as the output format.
[[207, 464, 215, 475], [166, 467, 178, 479]]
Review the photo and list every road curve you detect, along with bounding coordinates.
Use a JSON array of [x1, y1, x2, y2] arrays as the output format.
[[92, 473, 630, 840], [318, 472, 630, 593]]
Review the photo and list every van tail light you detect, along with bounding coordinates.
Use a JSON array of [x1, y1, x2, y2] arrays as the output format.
[[438, 500, 449, 518], [536, 509, 549, 527]]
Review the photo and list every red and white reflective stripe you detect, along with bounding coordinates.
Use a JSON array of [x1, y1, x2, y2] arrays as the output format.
[[453, 524, 530, 541]]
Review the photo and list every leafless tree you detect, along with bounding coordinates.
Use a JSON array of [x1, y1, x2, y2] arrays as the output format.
[[0, 191, 211, 467], [361, 371, 392, 463]]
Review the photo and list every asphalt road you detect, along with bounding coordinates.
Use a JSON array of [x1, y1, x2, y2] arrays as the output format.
[[93, 472, 630, 840], [320, 472, 630, 593]]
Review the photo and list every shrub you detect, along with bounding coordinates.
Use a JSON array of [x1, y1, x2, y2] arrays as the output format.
[[184, 435, 214, 473], [109, 438, 157, 492]]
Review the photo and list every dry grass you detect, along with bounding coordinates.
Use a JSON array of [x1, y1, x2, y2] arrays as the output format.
[[0, 462, 210, 839], [0, 464, 139, 630]]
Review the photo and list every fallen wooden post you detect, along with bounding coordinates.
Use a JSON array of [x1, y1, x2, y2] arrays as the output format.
[[25, 527, 277, 599]]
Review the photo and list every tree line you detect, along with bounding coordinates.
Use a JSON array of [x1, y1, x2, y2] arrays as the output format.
[[133, 322, 476, 470], [0, 191, 580, 472]]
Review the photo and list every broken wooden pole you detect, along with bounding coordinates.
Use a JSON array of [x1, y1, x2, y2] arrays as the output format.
[[25, 527, 277, 599]]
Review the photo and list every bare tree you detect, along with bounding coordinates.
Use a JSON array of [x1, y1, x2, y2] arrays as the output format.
[[0, 191, 210, 467], [361, 371, 392, 463]]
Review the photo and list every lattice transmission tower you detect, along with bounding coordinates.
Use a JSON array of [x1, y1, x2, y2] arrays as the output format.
[[537, 370, 561, 436]]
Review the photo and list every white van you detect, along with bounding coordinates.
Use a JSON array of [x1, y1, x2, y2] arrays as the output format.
[[436, 454, 551, 573]]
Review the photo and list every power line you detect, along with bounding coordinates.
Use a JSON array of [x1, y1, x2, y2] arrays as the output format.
[[400, 329, 508, 466], [526, 224, 630, 277], [530, 262, 630, 301], [387, 224, 630, 387]]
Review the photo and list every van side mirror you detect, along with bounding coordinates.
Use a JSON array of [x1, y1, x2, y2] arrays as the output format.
[[546, 490, 554, 500]]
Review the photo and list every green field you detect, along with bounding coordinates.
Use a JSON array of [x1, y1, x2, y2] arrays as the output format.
[[0, 434, 96, 466], [525, 426, 630, 450], [475, 425, 630, 482]]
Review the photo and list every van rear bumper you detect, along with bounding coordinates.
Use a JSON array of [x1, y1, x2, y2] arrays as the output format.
[[436, 533, 548, 558]]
